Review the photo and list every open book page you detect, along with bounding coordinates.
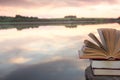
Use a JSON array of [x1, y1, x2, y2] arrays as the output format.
[[80, 40, 107, 59], [97, 29, 107, 51], [83, 46, 105, 54], [114, 30, 120, 54], [84, 40, 106, 52], [79, 47, 103, 59], [102, 29, 116, 56], [88, 33, 104, 49], [80, 54, 107, 59]]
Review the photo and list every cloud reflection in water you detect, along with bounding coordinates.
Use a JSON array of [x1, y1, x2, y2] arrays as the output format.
[[1, 23, 120, 80], [5, 59, 88, 80]]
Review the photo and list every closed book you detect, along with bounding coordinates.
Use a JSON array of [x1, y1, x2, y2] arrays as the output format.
[[91, 60, 120, 69], [91, 60, 120, 76], [92, 68, 120, 76]]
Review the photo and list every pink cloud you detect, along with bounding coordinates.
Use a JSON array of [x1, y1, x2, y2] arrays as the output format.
[[0, 0, 119, 8], [0, 0, 120, 18]]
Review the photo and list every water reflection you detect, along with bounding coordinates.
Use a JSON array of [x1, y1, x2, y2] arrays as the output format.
[[5, 59, 88, 80], [65, 24, 77, 28], [0, 23, 120, 80], [0, 22, 119, 30], [0, 24, 39, 30]]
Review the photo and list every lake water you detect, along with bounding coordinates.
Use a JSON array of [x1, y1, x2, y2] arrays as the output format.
[[0, 23, 120, 80]]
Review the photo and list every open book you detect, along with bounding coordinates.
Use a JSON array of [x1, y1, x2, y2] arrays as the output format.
[[80, 28, 120, 60]]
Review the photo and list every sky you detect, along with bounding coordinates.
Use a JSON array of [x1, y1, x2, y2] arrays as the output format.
[[0, 0, 120, 18]]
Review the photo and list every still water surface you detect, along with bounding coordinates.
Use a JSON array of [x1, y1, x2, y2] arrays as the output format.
[[0, 23, 120, 80]]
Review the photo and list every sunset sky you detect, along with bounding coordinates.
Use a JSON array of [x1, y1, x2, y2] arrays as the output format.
[[0, 0, 120, 18]]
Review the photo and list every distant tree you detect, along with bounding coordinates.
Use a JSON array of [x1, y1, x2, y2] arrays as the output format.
[[64, 15, 77, 18], [117, 17, 120, 20], [15, 15, 23, 18], [30, 17, 38, 19]]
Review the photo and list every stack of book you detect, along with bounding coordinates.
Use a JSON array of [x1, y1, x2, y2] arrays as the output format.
[[91, 60, 120, 76], [79, 28, 120, 76]]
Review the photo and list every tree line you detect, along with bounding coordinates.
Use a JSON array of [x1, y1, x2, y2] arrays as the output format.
[[0, 15, 120, 22]]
